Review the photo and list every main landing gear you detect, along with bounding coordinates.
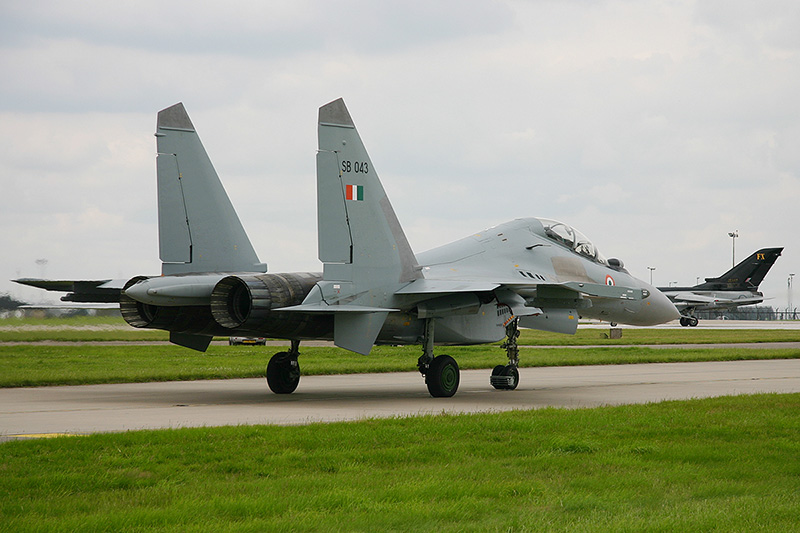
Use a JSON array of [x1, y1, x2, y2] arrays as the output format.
[[417, 318, 460, 397], [491, 318, 520, 390], [679, 316, 699, 327], [266, 339, 301, 394], [266, 319, 525, 398]]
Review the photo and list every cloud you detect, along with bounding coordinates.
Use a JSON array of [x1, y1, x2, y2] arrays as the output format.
[[1, 0, 798, 310]]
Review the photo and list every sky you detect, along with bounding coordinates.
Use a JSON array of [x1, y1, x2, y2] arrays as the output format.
[[2, 0, 798, 311]]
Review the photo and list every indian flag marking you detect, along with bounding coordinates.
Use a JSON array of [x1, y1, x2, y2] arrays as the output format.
[[346, 184, 364, 201]]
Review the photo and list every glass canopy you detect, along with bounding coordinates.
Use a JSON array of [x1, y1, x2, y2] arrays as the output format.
[[536, 218, 607, 264]]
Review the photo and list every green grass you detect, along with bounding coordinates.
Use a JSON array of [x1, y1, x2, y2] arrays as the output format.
[[2, 343, 799, 388], [0, 315, 169, 342], [2, 316, 799, 387], [2, 393, 798, 531]]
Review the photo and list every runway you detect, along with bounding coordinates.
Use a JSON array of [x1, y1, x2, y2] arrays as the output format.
[[3, 359, 800, 439]]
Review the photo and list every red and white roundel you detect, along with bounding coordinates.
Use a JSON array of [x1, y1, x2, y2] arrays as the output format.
[[605, 275, 615, 286]]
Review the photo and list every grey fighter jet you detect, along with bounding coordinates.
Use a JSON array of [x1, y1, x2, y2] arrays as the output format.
[[15, 99, 678, 397], [659, 247, 783, 326]]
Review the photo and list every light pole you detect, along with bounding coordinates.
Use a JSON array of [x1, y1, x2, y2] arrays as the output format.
[[35, 258, 48, 279], [647, 266, 655, 285], [728, 230, 738, 267], [789, 273, 795, 319]]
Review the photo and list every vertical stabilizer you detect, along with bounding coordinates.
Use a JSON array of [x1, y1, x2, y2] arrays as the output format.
[[156, 103, 266, 275], [696, 247, 783, 290], [316, 98, 421, 286]]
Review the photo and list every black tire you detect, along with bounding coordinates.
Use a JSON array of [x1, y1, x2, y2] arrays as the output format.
[[491, 364, 519, 390], [502, 365, 519, 390], [266, 352, 300, 394], [426, 355, 460, 397], [689, 317, 699, 327]]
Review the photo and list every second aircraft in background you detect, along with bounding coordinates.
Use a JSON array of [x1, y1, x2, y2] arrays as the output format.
[[659, 247, 783, 326]]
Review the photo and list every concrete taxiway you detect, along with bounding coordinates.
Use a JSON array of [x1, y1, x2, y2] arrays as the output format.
[[2, 359, 800, 439]]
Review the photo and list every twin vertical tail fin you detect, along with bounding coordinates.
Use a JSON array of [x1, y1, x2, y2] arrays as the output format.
[[310, 98, 421, 355], [696, 247, 783, 290], [316, 98, 420, 286], [156, 103, 266, 275]]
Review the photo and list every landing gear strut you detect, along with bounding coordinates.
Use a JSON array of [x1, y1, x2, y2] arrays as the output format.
[[417, 318, 460, 397], [266, 339, 301, 394], [491, 318, 520, 390]]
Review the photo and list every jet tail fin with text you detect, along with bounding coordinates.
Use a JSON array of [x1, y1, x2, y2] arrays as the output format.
[[156, 103, 267, 276], [695, 247, 783, 290], [316, 98, 421, 287], [305, 98, 422, 355]]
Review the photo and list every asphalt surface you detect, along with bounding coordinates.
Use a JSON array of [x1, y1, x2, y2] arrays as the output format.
[[3, 359, 800, 440]]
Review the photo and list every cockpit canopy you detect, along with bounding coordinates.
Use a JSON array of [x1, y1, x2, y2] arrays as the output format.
[[535, 218, 608, 265]]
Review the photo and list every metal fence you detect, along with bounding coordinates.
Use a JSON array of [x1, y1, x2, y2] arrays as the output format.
[[695, 306, 798, 321]]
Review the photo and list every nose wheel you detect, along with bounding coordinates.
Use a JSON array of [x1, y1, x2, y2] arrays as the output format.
[[491, 318, 521, 390]]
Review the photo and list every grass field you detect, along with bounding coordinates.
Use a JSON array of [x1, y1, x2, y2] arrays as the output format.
[[2, 393, 798, 531], [1, 316, 799, 387], [2, 343, 799, 388], [3, 318, 799, 529]]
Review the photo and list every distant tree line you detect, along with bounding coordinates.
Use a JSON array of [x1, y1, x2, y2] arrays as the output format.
[[0, 293, 26, 311]]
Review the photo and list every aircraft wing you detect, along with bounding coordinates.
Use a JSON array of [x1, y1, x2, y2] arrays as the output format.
[[394, 279, 501, 294], [669, 291, 765, 311], [669, 292, 724, 305], [398, 279, 646, 300], [670, 292, 763, 305], [12, 278, 124, 303]]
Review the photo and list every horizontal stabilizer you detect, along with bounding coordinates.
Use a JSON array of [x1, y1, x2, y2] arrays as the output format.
[[12, 278, 124, 303]]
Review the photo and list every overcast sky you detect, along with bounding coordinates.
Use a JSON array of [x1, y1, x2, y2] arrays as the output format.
[[2, 0, 798, 310]]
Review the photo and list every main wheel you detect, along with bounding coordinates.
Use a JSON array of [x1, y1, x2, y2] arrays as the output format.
[[426, 355, 460, 397], [266, 352, 300, 394], [689, 317, 699, 327]]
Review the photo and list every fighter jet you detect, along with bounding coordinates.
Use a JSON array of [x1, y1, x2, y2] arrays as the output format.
[[659, 247, 783, 326], [15, 99, 678, 397]]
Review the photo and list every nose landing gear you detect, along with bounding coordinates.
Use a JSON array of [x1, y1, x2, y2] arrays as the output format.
[[491, 318, 520, 390]]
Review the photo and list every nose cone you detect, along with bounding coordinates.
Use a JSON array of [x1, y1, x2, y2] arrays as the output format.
[[637, 281, 680, 325]]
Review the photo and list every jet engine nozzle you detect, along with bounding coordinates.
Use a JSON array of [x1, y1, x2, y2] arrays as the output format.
[[210, 273, 329, 338]]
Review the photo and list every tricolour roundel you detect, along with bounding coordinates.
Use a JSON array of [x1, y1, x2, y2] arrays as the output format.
[[605, 275, 615, 286]]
